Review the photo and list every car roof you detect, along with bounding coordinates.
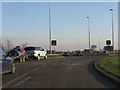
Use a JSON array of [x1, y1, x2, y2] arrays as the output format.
[[27, 45, 42, 47], [25, 46, 42, 48]]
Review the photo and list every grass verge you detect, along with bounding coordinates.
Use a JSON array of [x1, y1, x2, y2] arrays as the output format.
[[47, 54, 64, 58], [97, 55, 120, 78]]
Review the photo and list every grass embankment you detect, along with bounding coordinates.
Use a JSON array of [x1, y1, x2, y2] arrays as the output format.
[[97, 56, 120, 78]]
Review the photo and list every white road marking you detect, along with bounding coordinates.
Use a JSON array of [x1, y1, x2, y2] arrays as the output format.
[[13, 76, 31, 87], [32, 65, 48, 71], [33, 67, 41, 71], [73, 63, 76, 66], [2, 73, 28, 88]]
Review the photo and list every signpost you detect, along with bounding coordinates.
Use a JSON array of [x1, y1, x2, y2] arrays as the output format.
[[104, 40, 113, 53], [51, 40, 57, 54]]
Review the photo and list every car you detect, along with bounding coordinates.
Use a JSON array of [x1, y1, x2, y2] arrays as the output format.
[[7, 46, 25, 62], [0, 48, 15, 74], [7, 49, 23, 62], [62, 52, 70, 56], [74, 50, 82, 56], [24, 46, 47, 60], [13, 46, 25, 62], [13, 46, 25, 57]]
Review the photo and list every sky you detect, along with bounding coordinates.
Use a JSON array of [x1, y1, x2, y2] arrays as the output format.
[[1, 0, 119, 51]]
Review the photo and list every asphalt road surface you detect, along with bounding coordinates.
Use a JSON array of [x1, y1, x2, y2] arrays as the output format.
[[2, 55, 119, 88]]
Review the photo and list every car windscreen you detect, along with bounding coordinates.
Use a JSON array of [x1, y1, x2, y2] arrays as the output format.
[[8, 50, 20, 57], [35, 47, 43, 51], [24, 47, 35, 51]]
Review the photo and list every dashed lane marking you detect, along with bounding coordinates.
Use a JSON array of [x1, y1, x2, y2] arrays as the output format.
[[2, 73, 28, 88], [13, 76, 31, 87]]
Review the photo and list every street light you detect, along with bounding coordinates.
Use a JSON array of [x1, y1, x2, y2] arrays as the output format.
[[110, 8, 114, 53], [87, 17, 91, 53], [49, 0, 52, 54]]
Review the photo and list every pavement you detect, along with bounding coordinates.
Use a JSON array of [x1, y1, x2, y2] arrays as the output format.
[[2, 55, 120, 88]]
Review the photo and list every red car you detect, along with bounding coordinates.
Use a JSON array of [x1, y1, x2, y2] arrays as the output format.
[[14, 46, 25, 56]]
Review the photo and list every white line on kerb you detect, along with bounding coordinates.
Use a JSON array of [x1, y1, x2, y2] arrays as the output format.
[[2, 73, 28, 88]]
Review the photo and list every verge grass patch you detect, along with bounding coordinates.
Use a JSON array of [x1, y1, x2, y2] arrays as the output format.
[[97, 56, 120, 78]]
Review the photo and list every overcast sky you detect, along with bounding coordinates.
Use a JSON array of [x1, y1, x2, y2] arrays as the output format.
[[1, 0, 119, 51]]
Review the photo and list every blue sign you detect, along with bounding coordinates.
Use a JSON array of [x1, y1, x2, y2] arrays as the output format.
[[91, 45, 97, 49], [104, 46, 113, 51]]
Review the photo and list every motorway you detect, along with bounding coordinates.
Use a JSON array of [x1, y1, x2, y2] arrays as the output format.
[[2, 55, 119, 88]]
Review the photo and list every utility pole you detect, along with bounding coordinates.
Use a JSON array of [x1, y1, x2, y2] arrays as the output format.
[[99, 37, 101, 51], [87, 17, 91, 53], [49, 0, 52, 54], [110, 8, 114, 54]]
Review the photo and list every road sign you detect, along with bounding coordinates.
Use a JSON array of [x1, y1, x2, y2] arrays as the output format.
[[52, 40, 57, 46], [104, 46, 113, 51], [106, 40, 111, 45], [91, 45, 97, 49]]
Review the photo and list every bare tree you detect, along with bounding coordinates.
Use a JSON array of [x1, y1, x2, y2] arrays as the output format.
[[3, 40, 14, 53], [0, 43, 4, 50]]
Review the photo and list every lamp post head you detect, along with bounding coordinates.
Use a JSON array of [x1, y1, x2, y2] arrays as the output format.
[[87, 17, 89, 18]]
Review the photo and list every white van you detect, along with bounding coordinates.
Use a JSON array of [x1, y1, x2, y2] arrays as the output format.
[[24, 46, 47, 60]]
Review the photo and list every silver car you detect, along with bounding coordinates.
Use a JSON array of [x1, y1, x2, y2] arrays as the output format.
[[0, 48, 15, 74]]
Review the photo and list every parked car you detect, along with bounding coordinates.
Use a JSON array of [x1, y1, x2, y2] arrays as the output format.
[[7, 46, 25, 62], [24, 46, 47, 60], [0, 48, 15, 74]]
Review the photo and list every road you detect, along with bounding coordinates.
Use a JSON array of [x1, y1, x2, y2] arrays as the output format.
[[2, 55, 119, 88]]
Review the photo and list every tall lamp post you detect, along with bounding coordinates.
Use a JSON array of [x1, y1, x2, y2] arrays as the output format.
[[49, 0, 52, 54], [87, 17, 91, 53], [110, 8, 114, 53]]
